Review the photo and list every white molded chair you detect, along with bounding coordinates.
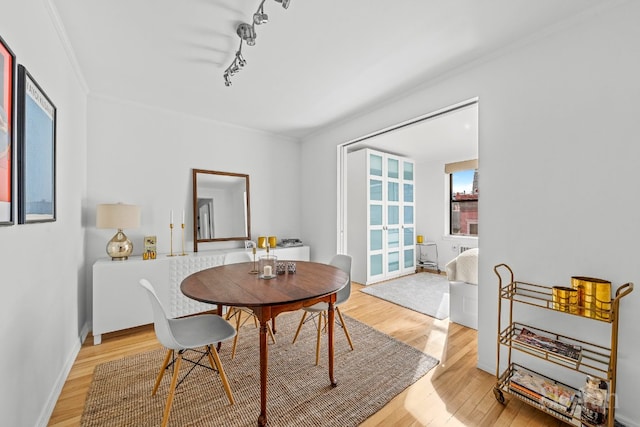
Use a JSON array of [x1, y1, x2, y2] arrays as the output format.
[[223, 251, 276, 359], [291, 254, 354, 365], [139, 279, 236, 427]]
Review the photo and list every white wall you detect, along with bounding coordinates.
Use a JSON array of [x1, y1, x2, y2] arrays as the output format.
[[301, 2, 640, 425], [0, 1, 88, 426], [84, 95, 303, 321]]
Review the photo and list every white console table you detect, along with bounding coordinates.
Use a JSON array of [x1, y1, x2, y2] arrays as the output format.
[[92, 246, 310, 344]]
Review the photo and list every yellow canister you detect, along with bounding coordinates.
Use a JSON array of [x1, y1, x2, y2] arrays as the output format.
[[257, 236, 267, 249], [552, 286, 578, 313], [268, 236, 277, 248], [416, 235, 424, 244], [571, 276, 611, 320]]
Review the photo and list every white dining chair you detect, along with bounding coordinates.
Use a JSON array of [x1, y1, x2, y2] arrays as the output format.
[[139, 279, 236, 427], [223, 251, 276, 358], [291, 254, 354, 365]]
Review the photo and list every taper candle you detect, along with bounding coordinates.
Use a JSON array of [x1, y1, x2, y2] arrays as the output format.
[[182, 210, 185, 224], [170, 210, 174, 224]]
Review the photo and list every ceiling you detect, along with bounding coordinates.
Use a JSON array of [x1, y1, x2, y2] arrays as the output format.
[[50, 0, 605, 140], [348, 102, 478, 164]]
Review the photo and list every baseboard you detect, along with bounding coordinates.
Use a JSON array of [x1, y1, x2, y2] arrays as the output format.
[[36, 320, 89, 426]]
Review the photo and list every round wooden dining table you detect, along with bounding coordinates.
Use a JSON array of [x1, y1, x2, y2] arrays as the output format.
[[181, 260, 349, 426]]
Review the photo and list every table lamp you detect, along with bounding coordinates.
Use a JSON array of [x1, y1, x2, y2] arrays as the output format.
[[97, 203, 141, 261]]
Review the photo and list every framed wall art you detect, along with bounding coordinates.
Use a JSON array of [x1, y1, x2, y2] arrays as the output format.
[[0, 35, 15, 225], [17, 65, 56, 224]]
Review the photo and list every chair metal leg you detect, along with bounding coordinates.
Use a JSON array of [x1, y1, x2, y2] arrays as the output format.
[[161, 351, 183, 427], [336, 307, 354, 351], [153, 349, 173, 396], [315, 312, 323, 365], [291, 311, 307, 344], [231, 310, 242, 359], [267, 322, 276, 344], [209, 344, 235, 405]]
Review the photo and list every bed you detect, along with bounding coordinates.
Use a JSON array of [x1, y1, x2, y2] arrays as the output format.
[[445, 248, 478, 329]]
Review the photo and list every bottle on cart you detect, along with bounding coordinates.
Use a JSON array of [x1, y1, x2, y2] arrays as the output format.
[[581, 376, 608, 426]]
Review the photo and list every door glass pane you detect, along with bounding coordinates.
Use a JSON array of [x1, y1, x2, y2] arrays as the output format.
[[388, 251, 399, 272], [404, 249, 415, 268], [388, 182, 399, 201], [370, 254, 383, 276], [404, 183, 413, 203], [404, 206, 413, 224], [387, 228, 399, 248], [370, 179, 382, 201], [387, 158, 399, 179], [404, 162, 413, 180], [404, 227, 414, 248], [369, 154, 383, 176], [370, 205, 382, 226], [370, 230, 382, 251], [387, 205, 399, 225]]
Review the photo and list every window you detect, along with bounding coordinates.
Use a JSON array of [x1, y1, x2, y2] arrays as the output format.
[[446, 160, 478, 237]]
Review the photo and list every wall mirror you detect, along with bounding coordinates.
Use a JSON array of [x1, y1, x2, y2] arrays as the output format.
[[192, 169, 251, 252]]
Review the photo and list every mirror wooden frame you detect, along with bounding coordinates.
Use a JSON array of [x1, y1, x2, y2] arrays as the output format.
[[192, 169, 251, 252]]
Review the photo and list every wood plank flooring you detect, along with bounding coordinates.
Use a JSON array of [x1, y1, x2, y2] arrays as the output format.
[[48, 281, 565, 426]]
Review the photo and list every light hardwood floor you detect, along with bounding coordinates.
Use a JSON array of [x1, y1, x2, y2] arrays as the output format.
[[49, 281, 564, 426]]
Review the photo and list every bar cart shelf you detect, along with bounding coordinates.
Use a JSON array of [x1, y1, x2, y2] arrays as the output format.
[[493, 264, 633, 427]]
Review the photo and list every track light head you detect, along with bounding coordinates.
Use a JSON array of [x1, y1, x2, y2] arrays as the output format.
[[237, 23, 257, 46], [253, 11, 268, 25], [236, 51, 246, 67], [275, 0, 291, 9]]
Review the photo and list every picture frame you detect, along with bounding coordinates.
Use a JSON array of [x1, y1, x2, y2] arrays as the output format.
[[17, 65, 56, 224], [0, 35, 15, 225]]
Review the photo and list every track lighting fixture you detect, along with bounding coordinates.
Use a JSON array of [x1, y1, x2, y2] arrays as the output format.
[[222, 0, 292, 86]]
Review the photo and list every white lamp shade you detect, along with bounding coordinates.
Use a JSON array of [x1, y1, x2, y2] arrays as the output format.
[[96, 204, 141, 229]]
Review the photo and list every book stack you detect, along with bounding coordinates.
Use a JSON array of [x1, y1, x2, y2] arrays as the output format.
[[509, 367, 579, 420], [513, 327, 582, 367]]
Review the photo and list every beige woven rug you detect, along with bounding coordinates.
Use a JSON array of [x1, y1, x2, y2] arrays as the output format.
[[81, 312, 438, 426]]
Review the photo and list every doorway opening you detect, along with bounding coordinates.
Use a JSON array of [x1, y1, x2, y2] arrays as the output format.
[[336, 98, 479, 275]]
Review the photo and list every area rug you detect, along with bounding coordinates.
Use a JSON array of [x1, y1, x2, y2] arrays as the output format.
[[80, 312, 439, 426], [360, 272, 450, 319]]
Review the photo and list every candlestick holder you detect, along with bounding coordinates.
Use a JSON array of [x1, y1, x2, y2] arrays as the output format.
[[249, 247, 259, 274], [179, 223, 187, 256], [167, 223, 176, 257]]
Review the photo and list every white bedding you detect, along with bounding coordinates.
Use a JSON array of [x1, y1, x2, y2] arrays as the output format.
[[445, 248, 478, 285]]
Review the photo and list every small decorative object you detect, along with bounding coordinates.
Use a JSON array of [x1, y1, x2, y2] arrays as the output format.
[[276, 261, 286, 275], [551, 286, 578, 313], [167, 210, 176, 257], [249, 246, 259, 274], [259, 255, 277, 279], [287, 261, 296, 274], [571, 276, 611, 319], [179, 210, 187, 256], [17, 65, 57, 224], [96, 203, 141, 261], [416, 235, 424, 244], [0, 35, 15, 225], [258, 236, 267, 249], [268, 236, 277, 248], [143, 235, 157, 260]]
